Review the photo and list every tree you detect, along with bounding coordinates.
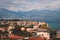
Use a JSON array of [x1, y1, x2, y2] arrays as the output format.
[[50, 30, 57, 40]]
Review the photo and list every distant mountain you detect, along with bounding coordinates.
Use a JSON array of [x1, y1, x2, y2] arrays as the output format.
[[0, 8, 60, 23], [0, 8, 17, 18], [18, 10, 60, 23]]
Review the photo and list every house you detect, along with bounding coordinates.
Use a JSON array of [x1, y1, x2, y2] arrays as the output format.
[[29, 36, 46, 40], [56, 31, 60, 38], [36, 28, 50, 40]]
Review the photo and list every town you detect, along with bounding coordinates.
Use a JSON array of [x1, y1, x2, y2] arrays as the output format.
[[0, 19, 60, 40]]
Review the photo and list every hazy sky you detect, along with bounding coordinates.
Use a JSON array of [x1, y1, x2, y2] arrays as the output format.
[[0, 0, 60, 11]]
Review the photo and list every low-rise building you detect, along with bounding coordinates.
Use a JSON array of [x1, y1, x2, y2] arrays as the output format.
[[36, 28, 50, 40]]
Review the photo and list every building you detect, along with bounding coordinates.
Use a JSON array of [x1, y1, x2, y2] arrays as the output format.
[[56, 31, 60, 38], [36, 28, 50, 40]]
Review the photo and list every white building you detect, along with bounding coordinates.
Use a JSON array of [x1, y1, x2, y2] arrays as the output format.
[[36, 28, 50, 40], [33, 25, 38, 29], [33, 22, 49, 29]]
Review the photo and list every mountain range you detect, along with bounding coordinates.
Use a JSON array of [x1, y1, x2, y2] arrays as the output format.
[[0, 8, 60, 23]]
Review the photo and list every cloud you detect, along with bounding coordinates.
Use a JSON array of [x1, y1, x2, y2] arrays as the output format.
[[0, 0, 60, 11]]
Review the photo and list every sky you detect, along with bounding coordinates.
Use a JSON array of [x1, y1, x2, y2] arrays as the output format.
[[0, 0, 60, 11]]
